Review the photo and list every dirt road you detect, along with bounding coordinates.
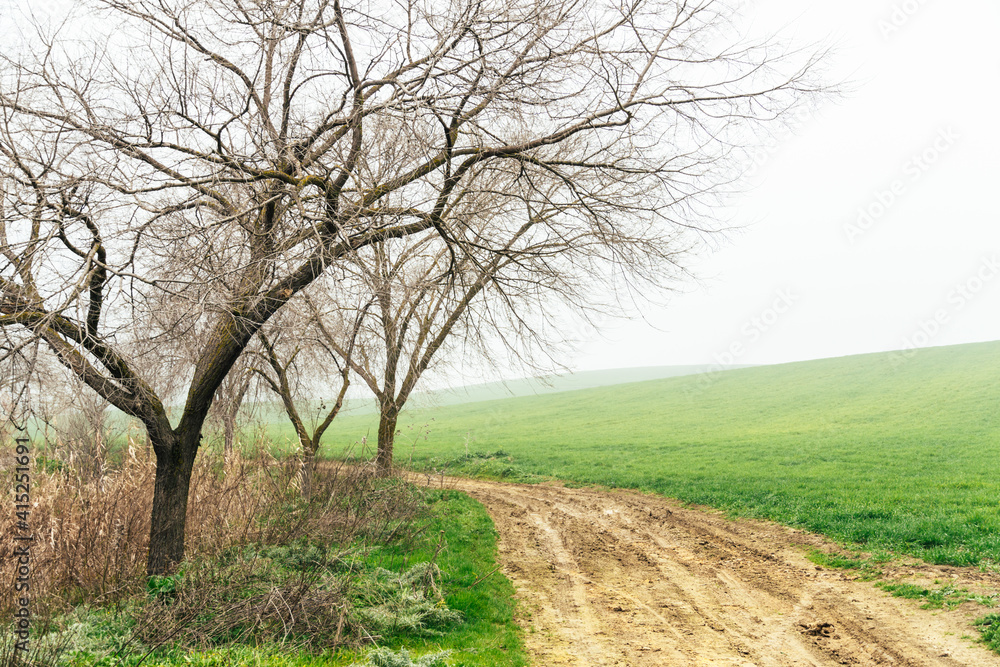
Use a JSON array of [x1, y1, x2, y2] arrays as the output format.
[[440, 477, 1000, 666]]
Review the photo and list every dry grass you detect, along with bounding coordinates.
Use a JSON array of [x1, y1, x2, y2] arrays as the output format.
[[129, 552, 355, 653], [1, 435, 521, 666], [0, 437, 424, 624]]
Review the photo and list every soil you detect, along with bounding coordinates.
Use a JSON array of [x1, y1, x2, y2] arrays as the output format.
[[425, 475, 1000, 666]]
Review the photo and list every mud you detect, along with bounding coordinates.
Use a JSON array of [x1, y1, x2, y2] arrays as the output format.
[[432, 477, 1000, 666]]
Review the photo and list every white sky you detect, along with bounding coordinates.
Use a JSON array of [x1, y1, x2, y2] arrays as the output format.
[[575, 0, 1000, 371], [3, 0, 997, 381]]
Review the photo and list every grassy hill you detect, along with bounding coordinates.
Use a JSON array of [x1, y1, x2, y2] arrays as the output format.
[[402, 364, 755, 407], [302, 341, 1000, 566], [267, 364, 740, 418]]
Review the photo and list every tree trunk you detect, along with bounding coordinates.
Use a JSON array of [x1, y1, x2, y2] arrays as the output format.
[[299, 439, 316, 502], [375, 405, 398, 477], [146, 431, 197, 576]]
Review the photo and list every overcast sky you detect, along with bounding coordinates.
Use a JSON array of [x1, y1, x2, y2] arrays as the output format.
[[575, 0, 1000, 371], [3, 0, 996, 380]]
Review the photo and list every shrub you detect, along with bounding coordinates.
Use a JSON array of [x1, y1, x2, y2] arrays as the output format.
[[976, 613, 1000, 651], [364, 647, 452, 667], [352, 563, 463, 638], [132, 551, 354, 651], [0, 442, 431, 660]]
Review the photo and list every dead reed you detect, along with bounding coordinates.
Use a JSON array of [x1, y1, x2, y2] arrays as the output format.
[[0, 436, 424, 624]]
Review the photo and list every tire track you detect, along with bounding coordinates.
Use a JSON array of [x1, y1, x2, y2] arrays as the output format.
[[435, 478, 1000, 666]]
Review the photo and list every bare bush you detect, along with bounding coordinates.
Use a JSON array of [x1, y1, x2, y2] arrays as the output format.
[[134, 554, 355, 652]]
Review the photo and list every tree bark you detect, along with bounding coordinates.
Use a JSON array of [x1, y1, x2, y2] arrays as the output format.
[[146, 429, 197, 575], [375, 404, 398, 476]]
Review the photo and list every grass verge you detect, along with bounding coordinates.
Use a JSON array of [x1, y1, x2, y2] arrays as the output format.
[[57, 488, 526, 667], [1, 441, 525, 667], [333, 488, 527, 667]]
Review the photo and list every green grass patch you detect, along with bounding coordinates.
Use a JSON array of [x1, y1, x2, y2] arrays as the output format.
[[351, 488, 527, 666], [308, 341, 1000, 567], [805, 548, 865, 570], [415, 450, 546, 484], [874, 581, 997, 610], [804, 548, 888, 581]]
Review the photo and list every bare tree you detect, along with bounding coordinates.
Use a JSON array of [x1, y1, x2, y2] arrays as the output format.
[[252, 297, 367, 500], [331, 185, 596, 475], [0, 0, 824, 573], [0, 332, 42, 442], [208, 358, 255, 463], [345, 237, 489, 475]]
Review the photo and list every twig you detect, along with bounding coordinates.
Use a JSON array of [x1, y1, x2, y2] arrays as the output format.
[[430, 530, 446, 566], [466, 565, 501, 589]]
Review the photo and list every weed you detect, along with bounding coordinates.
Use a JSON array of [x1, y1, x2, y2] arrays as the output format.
[[804, 548, 884, 580], [147, 574, 183, 601], [42, 606, 138, 665], [362, 647, 452, 666], [353, 564, 463, 638], [0, 601, 86, 666], [133, 550, 354, 651], [806, 548, 865, 570]]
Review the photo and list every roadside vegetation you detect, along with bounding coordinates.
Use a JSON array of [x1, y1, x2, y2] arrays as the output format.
[[0, 442, 525, 667]]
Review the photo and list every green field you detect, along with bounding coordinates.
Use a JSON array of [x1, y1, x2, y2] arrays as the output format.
[[394, 364, 748, 409], [263, 364, 742, 420], [291, 341, 1000, 567]]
